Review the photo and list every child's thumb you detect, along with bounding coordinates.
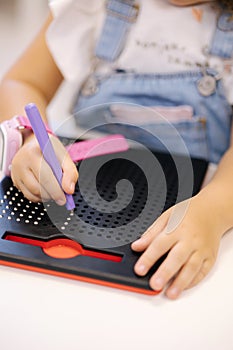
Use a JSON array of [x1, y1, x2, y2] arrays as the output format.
[[61, 154, 78, 194]]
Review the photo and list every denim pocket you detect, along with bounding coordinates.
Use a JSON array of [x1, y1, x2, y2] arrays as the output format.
[[104, 103, 208, 160], [73, 70, 230, 162]]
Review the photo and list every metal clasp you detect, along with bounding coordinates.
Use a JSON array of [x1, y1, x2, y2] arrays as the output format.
[[106, 0, 139, 23]]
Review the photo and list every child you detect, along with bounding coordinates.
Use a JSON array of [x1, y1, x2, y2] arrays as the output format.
[[0, 0, 233, 299]]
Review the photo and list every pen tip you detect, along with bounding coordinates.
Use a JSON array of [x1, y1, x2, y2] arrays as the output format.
[[25, 102, 37, 113]]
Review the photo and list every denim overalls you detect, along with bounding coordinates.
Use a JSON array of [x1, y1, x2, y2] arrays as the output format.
[[73, 0, 233, 164]]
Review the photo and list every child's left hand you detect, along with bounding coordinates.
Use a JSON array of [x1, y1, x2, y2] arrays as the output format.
[[131, 193, 224, 299]]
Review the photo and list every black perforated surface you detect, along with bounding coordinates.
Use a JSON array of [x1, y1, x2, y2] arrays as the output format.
[[0, 148, 208, 293]]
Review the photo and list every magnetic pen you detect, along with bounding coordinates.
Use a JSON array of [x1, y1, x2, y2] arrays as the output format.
[[25, 103, 75, 211]]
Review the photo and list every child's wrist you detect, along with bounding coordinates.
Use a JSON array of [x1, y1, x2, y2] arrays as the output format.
[[22, 132, 36, 145], [196, 187, 233, 236]]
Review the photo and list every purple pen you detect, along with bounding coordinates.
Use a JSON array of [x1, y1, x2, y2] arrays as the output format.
[[25, 103, 75, 211]]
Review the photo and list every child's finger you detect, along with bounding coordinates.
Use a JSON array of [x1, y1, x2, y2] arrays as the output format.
[[35, 158, 67, 205], [164, 251, 203, 299], [12, 167, 48, 203], [17, 179, 42, 203], [131, 210, 170, 252], [185, 258, 213, 290], [61, 154, 79, 194], [148, 242, 193, 292], [133, 231, 177, 276], [17, 171, 51, 203], [51, 137, 79, 195]]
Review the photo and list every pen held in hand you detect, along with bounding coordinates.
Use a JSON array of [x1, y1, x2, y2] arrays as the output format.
[[25, 103, 75, 211]]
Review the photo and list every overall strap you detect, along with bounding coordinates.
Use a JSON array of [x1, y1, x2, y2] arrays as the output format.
[[95, 0, 139, 62], [209, 11, 233, 59]]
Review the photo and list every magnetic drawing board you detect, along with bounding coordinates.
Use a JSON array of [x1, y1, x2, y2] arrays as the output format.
[[0, 146, 208, 294]]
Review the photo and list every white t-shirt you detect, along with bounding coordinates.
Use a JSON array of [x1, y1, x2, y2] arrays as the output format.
[[47, 0, 233, 104]]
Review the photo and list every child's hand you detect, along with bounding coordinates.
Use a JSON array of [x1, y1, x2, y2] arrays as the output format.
[[131, 194, 224, 299], [11, 134, 78, 205]]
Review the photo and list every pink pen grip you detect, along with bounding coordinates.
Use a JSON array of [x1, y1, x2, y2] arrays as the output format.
[[66, 134, 129, 162]]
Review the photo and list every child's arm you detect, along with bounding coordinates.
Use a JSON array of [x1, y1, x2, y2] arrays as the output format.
[[132, 127, 233, 299], [0, 13, 62, 121], [0, 13, 78, 204]]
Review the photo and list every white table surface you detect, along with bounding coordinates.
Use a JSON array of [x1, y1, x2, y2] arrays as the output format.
[[1, 168, 233, 350]]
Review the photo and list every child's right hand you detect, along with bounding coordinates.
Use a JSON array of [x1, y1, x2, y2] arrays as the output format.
[[11, 134, 78, 205], [131, 193, 224, 299]]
